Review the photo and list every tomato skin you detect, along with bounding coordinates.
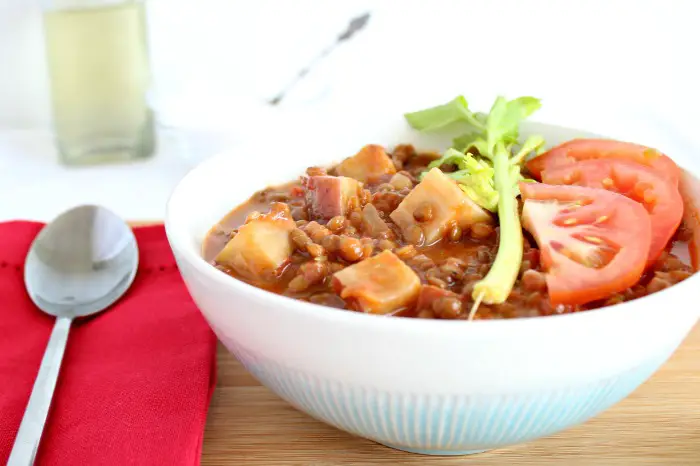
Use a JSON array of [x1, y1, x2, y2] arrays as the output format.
[[520, 182, 652, 305], [541, 159, 683, 266], [527, 139, 680, 185]]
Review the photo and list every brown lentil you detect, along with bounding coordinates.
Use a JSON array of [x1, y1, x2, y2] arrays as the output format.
[[433, 296, 463, 319], [413, 203, 434, 223], [291, 228, 313, 249], [349, 211, 363, 228], [440, 259, 465, 280], [448, 224, 463, 242], [410, 254, 435, 271], [304, 221, 331, 243], [426, 276, 448, 289], [299, 260, 329, 285], [307, 243, 326, 258], [327, 216, 346, 233], [320, 234, 342, 252], [372, 191, 402, 214], [338, 236, 364, 262]]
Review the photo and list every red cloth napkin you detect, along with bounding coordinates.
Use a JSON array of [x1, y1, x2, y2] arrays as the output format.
[[0, 221, 217, 466]]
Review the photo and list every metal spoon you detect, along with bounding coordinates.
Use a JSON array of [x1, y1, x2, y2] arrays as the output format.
[[7, 205, 139, 466]]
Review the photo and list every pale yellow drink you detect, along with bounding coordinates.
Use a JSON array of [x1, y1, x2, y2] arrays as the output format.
[[43, 1, 155, 165]]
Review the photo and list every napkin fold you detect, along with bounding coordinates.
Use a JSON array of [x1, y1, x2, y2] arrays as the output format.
[[0, 221, 217, 466]]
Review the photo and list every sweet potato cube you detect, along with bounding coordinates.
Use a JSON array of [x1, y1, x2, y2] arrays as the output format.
[[215, 204, 295, 282], [304, 175, 361, 220], [335, 144, 396, 183], [332, 250, 420, 314], [390, 168, 492, 245]]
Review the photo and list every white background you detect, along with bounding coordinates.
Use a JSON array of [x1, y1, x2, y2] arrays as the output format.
[[0, 0, 699, 220]]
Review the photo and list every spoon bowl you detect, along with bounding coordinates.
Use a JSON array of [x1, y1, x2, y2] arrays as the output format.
[[8, 205, 138, 466], [24, 205, 138, 318]]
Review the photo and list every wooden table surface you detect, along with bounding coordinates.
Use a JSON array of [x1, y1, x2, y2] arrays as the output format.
[[200, 324, 700, 465]]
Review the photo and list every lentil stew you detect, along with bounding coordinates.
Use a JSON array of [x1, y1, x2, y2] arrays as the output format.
[[202, 142, 694, 320]]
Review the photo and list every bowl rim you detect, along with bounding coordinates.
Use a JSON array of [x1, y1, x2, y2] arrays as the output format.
[[165, 120, 700, 334]]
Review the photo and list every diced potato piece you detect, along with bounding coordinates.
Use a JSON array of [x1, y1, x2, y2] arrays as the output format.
[[304, 175, 361, 220], [390, 168, 492, 245], [215, 204, 295, 282], [335, 144, 397, 183], [332, 250, 420, 314], [415, 285, 458, 312], [361, 204, 390, 237]]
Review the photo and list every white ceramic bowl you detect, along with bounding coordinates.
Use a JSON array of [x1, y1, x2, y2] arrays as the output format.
[[165, 113, 700, 455]]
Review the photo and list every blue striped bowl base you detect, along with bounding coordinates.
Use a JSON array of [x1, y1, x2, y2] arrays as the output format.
[[226, 342, 671, 455]]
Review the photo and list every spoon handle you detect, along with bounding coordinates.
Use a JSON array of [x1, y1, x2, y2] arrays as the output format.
[[7, 316, 72, 466]]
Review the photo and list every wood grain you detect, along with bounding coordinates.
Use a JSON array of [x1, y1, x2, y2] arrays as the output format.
[[136, 223, 700, 464]]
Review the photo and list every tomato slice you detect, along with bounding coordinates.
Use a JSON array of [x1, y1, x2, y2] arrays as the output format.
[[541, 159, 683, 266], [527, 139, 680, 185], [520, 182, 651, 305]]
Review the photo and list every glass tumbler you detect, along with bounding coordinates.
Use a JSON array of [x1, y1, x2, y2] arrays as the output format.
[[41, 0, 155, 165]]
